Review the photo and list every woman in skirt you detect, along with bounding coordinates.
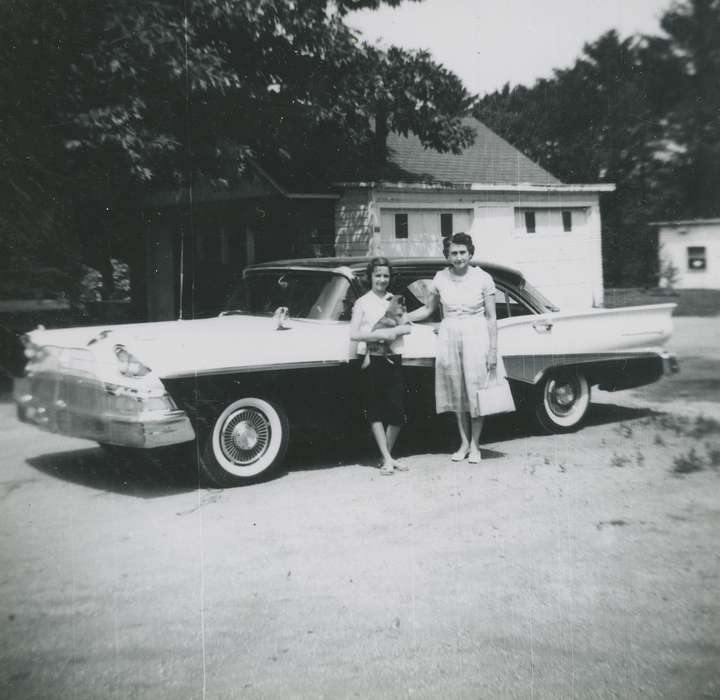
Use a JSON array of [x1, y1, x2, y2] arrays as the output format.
[[408, 233, 514, 462], [350, 257, 412, 475]]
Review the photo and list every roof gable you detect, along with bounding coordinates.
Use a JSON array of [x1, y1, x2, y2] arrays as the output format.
[[382, 117, 561, 187]]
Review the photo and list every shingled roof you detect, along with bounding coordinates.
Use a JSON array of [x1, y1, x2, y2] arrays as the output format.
[[381, 116, 561, 187]]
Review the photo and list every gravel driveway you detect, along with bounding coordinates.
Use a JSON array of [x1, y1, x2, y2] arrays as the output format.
[[1, 317, 718, 699]]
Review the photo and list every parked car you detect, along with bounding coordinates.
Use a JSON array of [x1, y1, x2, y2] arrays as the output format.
[[14, 257, 678, 486]]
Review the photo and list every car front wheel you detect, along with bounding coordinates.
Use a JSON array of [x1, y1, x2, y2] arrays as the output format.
[[532, 370, 590, 433], [199, 397, 289, 487]]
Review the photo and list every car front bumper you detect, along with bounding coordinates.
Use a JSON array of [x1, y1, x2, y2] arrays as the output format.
[[14, 374, 196, 449]]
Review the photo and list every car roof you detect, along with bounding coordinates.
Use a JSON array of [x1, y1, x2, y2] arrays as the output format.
[[247, 257, 526, 286]]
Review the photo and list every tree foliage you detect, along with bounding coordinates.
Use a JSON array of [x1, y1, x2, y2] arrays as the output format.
[[475, 0, 720, 286], [1, 0, 475, 282]]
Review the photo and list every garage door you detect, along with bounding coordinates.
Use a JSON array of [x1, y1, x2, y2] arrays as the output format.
[[379, 209, 472, 257]]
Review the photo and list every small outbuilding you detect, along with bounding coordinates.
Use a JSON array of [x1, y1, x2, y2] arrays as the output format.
[[655, 218, 720, 289], [335, 117, 614, 310]]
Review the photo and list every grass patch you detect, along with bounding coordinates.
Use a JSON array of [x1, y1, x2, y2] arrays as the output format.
[[604, 288, 720, 316], [610, 453, 631, 468], [672, 448, 705, 474], [640, 414, 720, 438], [706, 444, 720, 468]]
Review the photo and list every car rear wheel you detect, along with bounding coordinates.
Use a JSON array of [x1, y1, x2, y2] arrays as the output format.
[[533, 370, 590, 433], [199, 397, 289, 487]]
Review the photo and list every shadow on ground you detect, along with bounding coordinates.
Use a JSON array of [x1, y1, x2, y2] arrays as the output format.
[[26, 446, 202, 498], [283, 402, 659, 474], [24, 403, 660, 494]]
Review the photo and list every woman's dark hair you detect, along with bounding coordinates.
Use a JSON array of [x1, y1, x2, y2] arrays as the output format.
[[442, 232, 475, 259], [365, 256, 393, 282]]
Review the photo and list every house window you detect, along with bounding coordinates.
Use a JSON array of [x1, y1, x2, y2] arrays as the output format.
[[395, 213, 408, 239], [440, 213, 453, 237], [524, 211, 536, 234], [562, 210, 572, 232], [687, 246, 707, 271]]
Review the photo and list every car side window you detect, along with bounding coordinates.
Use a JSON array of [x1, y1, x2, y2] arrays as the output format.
[[393, 276, 442, 323], [496, 285, 534, 318], [336, 287, 357, 322], [495, 289, 510, 320]]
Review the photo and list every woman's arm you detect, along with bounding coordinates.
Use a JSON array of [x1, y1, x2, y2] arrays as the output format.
[[484, 288, 498, 371], [349, 303, 410, 342], [406, 292, 439, 323], [351, 325, 411, 343]]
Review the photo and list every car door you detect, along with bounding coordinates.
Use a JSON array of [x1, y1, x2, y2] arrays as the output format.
[[495, 284, 559, 383]]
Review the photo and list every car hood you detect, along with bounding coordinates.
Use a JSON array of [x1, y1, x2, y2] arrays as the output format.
[[27, 315, 355, 379]]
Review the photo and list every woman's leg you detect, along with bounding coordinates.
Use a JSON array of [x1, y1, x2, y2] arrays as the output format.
[[452, 411, 471, 459], [386, 424, 401, 452], [371, 421, 395, 471], [385, 424, 408, 469], [469, 415, 485, 462]]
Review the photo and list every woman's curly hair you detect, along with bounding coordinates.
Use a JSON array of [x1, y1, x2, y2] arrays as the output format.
[[442, 232, 475, 259]]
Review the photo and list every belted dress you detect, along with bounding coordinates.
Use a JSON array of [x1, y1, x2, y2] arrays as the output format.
[[430, 266, 512, 417]]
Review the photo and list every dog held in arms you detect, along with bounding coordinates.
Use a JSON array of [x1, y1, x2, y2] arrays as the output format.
[[361, 294, 407, 369]]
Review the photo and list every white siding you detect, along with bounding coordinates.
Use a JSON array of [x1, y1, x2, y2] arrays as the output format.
[[379, 208, 472, 257], [333, 188, 605, 309], [467, 195, 603, 310], [334, 189, 375, 257], [659, 222, 720, 289]]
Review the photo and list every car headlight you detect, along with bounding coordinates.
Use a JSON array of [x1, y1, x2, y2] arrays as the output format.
[[21, 334, 42, 360], [114, 344, 151, 378]]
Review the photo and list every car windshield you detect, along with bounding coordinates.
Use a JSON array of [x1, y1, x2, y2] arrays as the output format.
[[519, 279, 560, 312], [223, 269, 354, 321]]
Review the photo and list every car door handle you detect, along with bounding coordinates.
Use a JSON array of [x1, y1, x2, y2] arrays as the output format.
[[532, 320, 553, 334]]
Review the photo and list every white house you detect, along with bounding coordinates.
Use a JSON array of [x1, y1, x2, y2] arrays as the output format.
[[335, 117, 614, 310], [656, 218, 720, 289]]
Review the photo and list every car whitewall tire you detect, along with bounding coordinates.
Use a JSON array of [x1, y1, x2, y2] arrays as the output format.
[[200, 397, 289, 487], [533, 370, 591, 434]]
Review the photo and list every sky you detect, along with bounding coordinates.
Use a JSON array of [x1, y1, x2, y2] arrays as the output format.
[[347, 0, 672, 96]]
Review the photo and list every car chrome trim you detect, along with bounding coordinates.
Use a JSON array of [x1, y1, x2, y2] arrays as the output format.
[[163, 359, 348, 379], [13, 376, 196, 448]]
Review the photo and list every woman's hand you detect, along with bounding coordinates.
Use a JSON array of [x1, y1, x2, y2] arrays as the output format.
[[486, 351, 497, 373], [394, 324, 412, 338]]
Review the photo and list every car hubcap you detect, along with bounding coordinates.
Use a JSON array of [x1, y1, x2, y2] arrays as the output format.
[[232, 420, 259, 451], [220, 409, 270, 465], [547, 378, 578, 416]]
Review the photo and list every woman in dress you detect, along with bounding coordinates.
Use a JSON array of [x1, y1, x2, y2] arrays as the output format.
[[408, 233, 514, 462], [350, 257, 412, 475]]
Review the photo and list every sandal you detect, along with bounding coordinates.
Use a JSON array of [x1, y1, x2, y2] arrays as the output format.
[[379, 465, 394, 476], [451, 448, 470, 462], [393, 462, 409, 472], [468, 450, 482, 464]]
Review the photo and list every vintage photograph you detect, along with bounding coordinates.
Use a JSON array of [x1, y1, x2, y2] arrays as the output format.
[[1, 0, 718, 697]]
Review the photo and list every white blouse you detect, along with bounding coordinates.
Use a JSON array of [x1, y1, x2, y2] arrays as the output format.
[[350, 291, 405, 356], [430, 266, 495, 318]]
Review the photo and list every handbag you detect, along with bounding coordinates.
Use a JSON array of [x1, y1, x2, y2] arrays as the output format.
[[476, 368, 515, 416]]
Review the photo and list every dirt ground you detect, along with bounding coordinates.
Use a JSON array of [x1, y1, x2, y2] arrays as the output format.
[[0, 317, 718, 699]]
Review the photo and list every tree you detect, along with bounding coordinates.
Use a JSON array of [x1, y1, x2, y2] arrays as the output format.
[[475, 1, 720, 287], [1, 0, 476, 288], [643, 0, 720, 217], [476, 31, 663, 285]]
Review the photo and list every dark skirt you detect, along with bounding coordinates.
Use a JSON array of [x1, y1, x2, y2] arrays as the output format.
[[361, 354, 405, 425]]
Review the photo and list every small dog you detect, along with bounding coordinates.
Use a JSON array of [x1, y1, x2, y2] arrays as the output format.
[[362, 294, 407, 369]]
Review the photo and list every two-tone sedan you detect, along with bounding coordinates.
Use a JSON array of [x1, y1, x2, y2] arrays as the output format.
[[15, 258, 678, 486]]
